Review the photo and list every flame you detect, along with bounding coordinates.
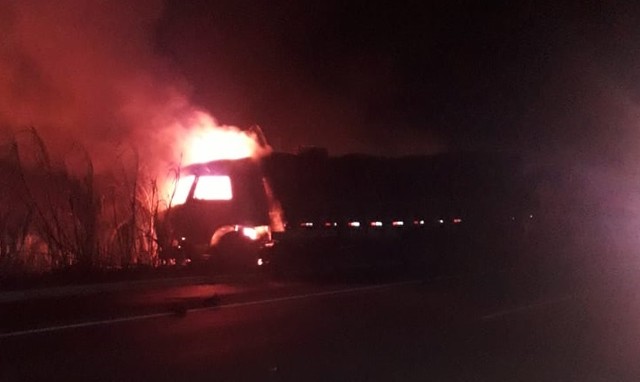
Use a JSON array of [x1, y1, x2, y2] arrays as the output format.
[[162, 109, 285, 237], [172, 175, 195, 206], [262, 177, 285, 232], [176, 111, 269, 166], [167, 111, 286, 233], [161, 110, 271, 205]]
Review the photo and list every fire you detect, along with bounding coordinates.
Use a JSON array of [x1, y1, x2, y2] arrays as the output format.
[[192, 175, 233, 201], [161, 110, 270, 203], [162, 109, 285, 233], [177, 111, 269, 166], [172, 175, 195, 205]]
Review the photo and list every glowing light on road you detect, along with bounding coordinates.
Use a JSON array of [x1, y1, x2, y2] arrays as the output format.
[[257, 258, 264, 266], [348, 221, 361, 227], [370, 221, 383, 227], [300, 222, 314, 227], [193, 175, 233, 200], [453, 218, 462, 224], [392, 221, 404, 226]]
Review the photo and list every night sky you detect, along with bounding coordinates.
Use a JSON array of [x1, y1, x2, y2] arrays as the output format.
[[2, 1, 640, 164], [155, 1, 640, 160]]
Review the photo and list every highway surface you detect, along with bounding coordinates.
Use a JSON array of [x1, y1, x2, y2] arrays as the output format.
[[1, 266, 640, 381]]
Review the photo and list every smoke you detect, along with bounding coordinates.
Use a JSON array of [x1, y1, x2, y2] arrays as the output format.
[[0, 0, 259, 180]]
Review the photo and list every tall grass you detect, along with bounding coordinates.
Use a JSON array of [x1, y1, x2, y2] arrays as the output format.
[[0, 127, 166, 278]]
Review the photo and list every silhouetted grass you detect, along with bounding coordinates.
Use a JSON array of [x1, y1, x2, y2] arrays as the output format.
[[0, 127, 169, 279]]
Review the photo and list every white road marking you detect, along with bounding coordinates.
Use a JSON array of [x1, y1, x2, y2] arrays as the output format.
[[0, 312, 172, 339], [481, 295, 574, 321], [0, 280, 421, 339], [190, 279, 422, 313], [0, 276, 218, 303]]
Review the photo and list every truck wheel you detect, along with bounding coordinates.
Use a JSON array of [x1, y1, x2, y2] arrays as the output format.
[[214, 232, 258, 272]]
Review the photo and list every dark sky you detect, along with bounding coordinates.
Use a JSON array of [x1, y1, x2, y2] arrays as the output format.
[[3, 0, 640, 214], [154, 0, 640, 159]]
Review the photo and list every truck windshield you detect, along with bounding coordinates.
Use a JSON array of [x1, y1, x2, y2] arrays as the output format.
[[171, 175, 195, 206], [193, 175, 233, 201]]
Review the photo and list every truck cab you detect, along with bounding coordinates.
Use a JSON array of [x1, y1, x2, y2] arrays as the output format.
[[160, 158, 275, 269]]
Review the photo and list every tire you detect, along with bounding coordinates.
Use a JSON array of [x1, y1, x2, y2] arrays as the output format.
[[214, 232, 259, 272]]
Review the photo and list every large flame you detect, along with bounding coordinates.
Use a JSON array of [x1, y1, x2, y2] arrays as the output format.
[[176, 111, 269, 166], [161, 109, 285, 232], [161, 110, 270, 205]]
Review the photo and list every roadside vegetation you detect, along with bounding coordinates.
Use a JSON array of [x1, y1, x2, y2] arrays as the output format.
[[0, 127, 174, 282]]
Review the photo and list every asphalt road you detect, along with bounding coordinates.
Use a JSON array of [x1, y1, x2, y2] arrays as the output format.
[[1, 267, 640, 381]]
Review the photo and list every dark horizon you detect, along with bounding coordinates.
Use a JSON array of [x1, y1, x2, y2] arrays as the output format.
[[155, 1, 640, 162], [2, 1, 640, 163]]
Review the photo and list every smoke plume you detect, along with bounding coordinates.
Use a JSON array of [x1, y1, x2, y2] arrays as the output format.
[[0, 0, 256, 180]]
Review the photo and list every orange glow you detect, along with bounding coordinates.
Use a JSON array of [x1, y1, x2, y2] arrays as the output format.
[[242, 227, 258, 240], [262, 178, 285, 232], [161, 111, 271, 204], [171, 175, 195, 206], [193, 175, 233, 200], [238, 225, 270, 241], [178, 112, 270, 166]]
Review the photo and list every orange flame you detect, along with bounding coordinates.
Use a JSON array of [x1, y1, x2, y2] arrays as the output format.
[[162, 110, 285, 234], [175, 111, 269, 166], [161, 110, 271, 204]]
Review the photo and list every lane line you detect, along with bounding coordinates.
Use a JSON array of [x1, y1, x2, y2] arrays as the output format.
[[0, 312, 172, 339], [480, 295, 574, 321], [190, 279, 422, 313], [0, 276, 218, 303], [0, 280, 421, 339]]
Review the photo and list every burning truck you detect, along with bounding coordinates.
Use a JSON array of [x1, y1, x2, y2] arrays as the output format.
[[156, 115, 533, 274], [159, 142, 534, 275], [159, 157, 281, 269], [155, 121, 281, 270]]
